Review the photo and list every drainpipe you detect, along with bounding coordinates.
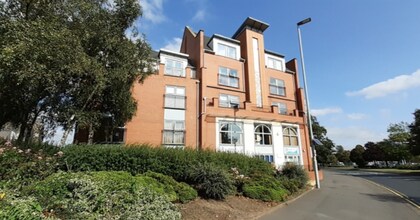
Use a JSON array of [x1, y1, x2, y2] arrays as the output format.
[[196, 80, 200, 150]]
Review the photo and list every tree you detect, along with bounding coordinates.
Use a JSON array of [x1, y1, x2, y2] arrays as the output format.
[[311, 116, 335, 164], [335, 145, 351, 164], [0, 0, 155, 144], [409, 109, 420, 155], [350, 145, 366, 167], [363, 141, 385, 164], [388, 122, 411, 145]]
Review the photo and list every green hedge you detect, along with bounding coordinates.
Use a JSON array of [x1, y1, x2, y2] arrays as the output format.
[[59, 145, 274, 178]]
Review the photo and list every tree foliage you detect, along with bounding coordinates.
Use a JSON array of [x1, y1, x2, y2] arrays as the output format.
[[311, 116, 335, 164], [350, 145, 366, 167], [409, 109, 420, 155], [0, 0, 155, 143], [335, 145, 351, 164]]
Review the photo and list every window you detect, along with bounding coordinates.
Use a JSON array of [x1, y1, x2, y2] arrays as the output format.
[[190, 69, 196, 79], [272, 102, 287, 115], [165, 86, 185, 109], [163, 120, 185, 145], [285, 156, 300, 164], [219, 94, 240, 108], [219, 122, 243, 145], [266, 57, 284, 71], [255, 155, 274, 163], [165, 59, 185, 77], [217, 43, 237, 59], [283, 127, 299, 147], [219, 67, 239, 88], [270, 78, 285, 96], [254, 124, 272, 146]]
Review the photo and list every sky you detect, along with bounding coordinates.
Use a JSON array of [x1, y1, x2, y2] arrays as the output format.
[[131, 0, 420, 150]]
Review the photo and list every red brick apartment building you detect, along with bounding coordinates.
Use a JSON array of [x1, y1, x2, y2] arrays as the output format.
[[76, 17, 316, 173]]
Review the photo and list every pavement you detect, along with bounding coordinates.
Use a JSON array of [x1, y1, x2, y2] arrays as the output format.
[[259, 169, 420, 220]]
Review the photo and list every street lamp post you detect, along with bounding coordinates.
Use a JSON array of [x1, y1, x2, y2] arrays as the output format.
[[297, 17, 321, 189]]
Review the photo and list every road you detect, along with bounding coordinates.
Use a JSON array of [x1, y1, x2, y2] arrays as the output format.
[[260, 169, 420, 220], [343, 170, 420, 205]]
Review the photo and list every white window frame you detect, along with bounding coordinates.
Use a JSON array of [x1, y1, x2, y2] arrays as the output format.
[[270, 78, 286, 96], [219, 94, 240, 108], [254, 124, 273, 146], [265, 54, 285, 71], [218, 66, 239, 88], [283, 127, 299, 147], [212, 38, 241, 60], [164, 58, 185, 77], [163, 120, 185, 145], [165, 86, 186, 109], [219, 121, 244, 146]]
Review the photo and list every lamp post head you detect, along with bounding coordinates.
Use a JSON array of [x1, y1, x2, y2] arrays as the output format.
[[297, 18, 312, 26]]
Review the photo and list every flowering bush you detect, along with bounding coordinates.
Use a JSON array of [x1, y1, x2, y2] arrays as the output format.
[[0, 143, 60, 188]]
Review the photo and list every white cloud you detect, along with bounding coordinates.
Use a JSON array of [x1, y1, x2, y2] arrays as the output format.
[[346, 113, 367, 120], [346, 69, 420, 99], [162, 37, 182, 52], [327, 126, 385, 149], [192, 9, 206, 21], [141, 0, 166, 24], [311, 107, 342, 117]]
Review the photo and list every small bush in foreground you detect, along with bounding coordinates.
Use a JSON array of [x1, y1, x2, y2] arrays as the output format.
[[242, 175, 288, 202], [144, 171, 197, 203], [277, 163, 309, 189], [25, 171, 181, 219], [0, 188, 44, 220], [188, 163, 234, 200]]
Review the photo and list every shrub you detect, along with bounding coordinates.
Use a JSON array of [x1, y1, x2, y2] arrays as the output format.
[[144, 171, 197, 203], [242, 175, 288, 202], [59, 144, 275, 182], [276, 176, 300, 194], [277, 163, 309, 189], [26, 171, 181, 219], [0, 144, 60, 188], [397, 163, 420, 170], [0, 188, 44, 220], [187, 163, 234, 200]]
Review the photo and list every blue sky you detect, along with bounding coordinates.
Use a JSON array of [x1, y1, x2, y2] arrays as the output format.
[[134, 0, 420, 149]]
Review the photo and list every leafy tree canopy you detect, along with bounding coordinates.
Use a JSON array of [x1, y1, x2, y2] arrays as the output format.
[[311, 116, 335, 164], [409, 109, 420, 155], [0, 0, 155, 143]]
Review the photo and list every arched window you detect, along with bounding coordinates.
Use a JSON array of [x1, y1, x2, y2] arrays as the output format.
[[283, 127, 299, 146], [220, 122, 243, 145], [254, 124, 272, 145]]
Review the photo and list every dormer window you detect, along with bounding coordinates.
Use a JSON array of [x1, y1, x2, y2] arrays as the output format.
[[217, 43, 237, 59], [159, 50, 188, 77], [267, 57, 283, 71], [265, 52, 285, 71], [165, 59, 185, 77], [209, 35, 241, 60]]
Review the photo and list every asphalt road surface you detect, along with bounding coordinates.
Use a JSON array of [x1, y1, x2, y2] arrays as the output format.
[[260, 169, 420, 220], [345, 171, 420, 205]]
